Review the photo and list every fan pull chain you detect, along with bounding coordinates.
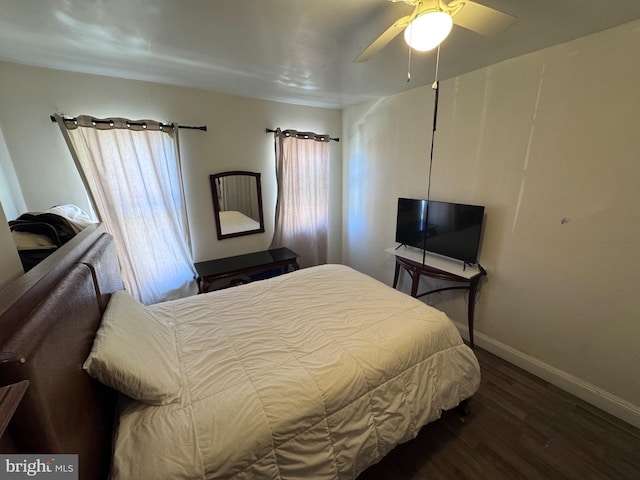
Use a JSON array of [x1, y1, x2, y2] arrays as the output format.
[[423, 44, 442, 265], [406, 28, 414, 82], [433, 44, 441, 88]]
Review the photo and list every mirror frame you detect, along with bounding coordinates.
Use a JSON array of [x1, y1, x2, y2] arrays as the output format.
[[209, 171, 265, 240]]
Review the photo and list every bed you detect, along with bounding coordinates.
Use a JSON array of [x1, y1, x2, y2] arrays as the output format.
[[0, 224, 481, 480], [219, 210, 261, 235]]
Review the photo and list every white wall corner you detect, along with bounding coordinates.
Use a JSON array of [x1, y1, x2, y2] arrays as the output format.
[[0, 200, 24, 288], [454, 321, 640, 430]]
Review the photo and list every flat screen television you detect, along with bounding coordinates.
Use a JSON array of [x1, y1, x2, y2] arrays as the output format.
[[395, 197, 485, 264]]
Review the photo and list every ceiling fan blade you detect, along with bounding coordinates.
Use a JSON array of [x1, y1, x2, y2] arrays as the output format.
[[353, 14, 412, 63], [451, 0, 515, 37]]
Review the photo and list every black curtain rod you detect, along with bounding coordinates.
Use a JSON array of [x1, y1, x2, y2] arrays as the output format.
[[266, 128, 339, 142], [49, 115, 207, 131]]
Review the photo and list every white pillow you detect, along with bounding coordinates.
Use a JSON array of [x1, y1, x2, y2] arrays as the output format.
[[84, 290, 182, 405]]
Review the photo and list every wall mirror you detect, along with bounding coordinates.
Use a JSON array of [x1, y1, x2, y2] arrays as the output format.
[[210, 171, 265, 240]]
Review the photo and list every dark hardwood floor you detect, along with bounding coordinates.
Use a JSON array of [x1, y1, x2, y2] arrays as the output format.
[[358, 347, 640, 480]]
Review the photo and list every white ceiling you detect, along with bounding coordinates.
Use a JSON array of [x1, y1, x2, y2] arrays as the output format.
[[1, 0, 640, 109]]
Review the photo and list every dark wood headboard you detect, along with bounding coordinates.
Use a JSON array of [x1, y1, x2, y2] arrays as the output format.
[[0, 223, 124, 480]]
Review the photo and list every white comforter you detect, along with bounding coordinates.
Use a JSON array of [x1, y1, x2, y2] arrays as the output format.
[[111, 264, 480, 479]]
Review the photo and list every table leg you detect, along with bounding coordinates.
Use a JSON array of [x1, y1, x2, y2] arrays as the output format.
[[410, 267, 420, 297], [467, 278, 479, 348], [393, 261, 401, 289]]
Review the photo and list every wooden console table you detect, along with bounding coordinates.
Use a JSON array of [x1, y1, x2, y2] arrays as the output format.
[[195, 247, 300, 293], [386, 247, 487, 348]]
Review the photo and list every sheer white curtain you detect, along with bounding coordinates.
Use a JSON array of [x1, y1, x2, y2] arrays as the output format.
[[270, 129, 329, 268], [56, 115, 197, 305], [221, 175, 258, 219]]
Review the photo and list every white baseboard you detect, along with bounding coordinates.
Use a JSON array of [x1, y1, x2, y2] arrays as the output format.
[[454, 321, 640, 429]]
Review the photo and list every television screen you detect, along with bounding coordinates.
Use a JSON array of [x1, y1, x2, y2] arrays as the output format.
[[395, 198, 485, 264]]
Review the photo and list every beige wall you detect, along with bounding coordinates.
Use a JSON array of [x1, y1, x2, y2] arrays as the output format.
[[0, 124, 26, 288], [343, 20, 640, 422], [0, 62, 342, 264], [0, 125, 26, 221]]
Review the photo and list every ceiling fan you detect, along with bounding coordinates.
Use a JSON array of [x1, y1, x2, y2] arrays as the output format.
[[354, 0, 516, 62]]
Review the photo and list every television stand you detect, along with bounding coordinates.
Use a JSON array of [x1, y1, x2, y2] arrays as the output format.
[[385, 246, 487, 348]]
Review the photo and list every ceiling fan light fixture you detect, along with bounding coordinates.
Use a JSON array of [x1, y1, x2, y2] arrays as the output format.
[[404, 11, 453, 52]]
